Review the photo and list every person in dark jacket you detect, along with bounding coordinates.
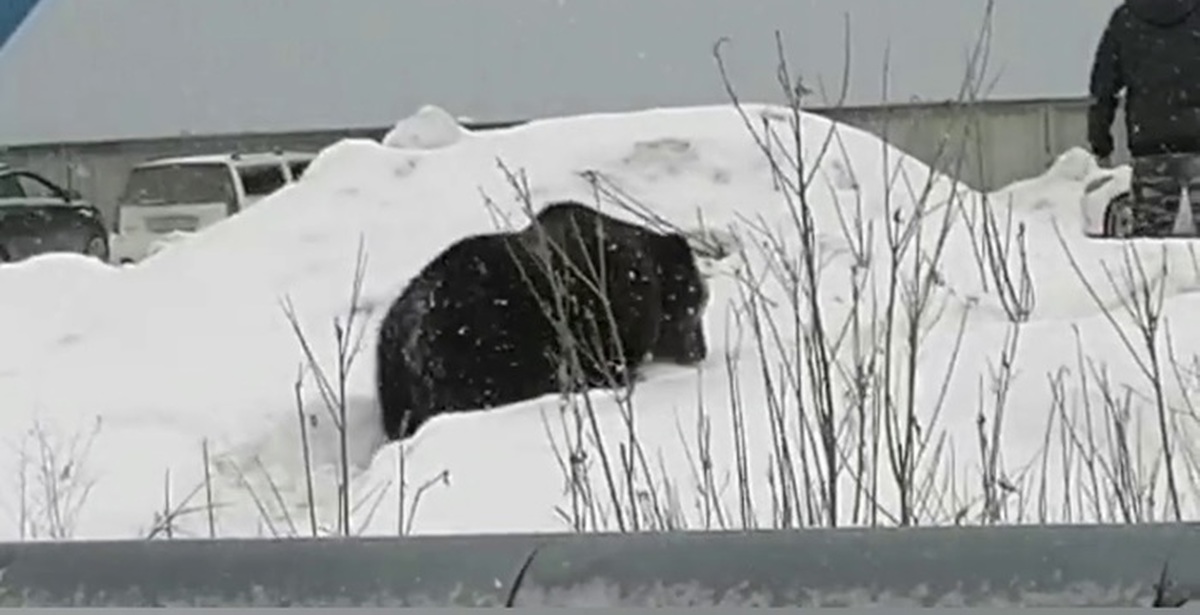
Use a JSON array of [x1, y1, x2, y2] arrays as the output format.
[[1089, 0, 1200, 236]]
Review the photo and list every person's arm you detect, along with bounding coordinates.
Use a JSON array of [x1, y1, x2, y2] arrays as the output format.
[[1088, 9, 1124, 161]]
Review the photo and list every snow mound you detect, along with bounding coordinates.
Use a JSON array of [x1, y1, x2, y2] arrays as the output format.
[[0, 251, 116, 278], [0, 253, 118, 375], [1, 103, 1197, 540], [382, 104, 465, 150], [1047, 145, 1100, 183], [145, 230, 196, 257]]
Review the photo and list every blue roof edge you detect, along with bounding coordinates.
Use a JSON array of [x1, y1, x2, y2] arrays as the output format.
[[0, 0, 43, 54]]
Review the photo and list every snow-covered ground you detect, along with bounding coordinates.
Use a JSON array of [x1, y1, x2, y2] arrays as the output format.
[[1, 102, 1197, 541]]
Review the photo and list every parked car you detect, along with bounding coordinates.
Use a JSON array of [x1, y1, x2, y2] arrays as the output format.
[[0, 163, 111, 264], [109, 150, 316, 263]]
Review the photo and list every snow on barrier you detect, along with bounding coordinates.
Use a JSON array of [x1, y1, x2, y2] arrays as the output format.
[[0, 524, 1196, 606]]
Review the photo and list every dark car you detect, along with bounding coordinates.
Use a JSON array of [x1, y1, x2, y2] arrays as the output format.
[[0, 164, 110, 263]]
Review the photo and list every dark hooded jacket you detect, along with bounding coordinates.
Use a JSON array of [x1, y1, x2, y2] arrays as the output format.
[[1089, 0, 1200, 158]]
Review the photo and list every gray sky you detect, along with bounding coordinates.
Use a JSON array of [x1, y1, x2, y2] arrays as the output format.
[[0, 0, 1121, 145]]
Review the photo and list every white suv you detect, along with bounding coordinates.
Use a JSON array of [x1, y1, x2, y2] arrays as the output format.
[[109, 150, 316, 263]]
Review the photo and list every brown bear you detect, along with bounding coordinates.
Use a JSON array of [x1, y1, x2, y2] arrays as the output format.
[[374, 200, 709, 441]]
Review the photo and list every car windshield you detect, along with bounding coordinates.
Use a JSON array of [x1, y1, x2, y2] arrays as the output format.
[[119, 162, 232, 205]]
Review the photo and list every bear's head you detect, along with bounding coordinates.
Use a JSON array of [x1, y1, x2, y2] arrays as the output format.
[[651, 232, 709, 365]]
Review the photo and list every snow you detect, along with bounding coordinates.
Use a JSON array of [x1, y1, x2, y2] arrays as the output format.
[[381, 104, 464, 150], [0, 102, 1194, 541], [145, 230, 197, 258], [0, 253, 119, 375]]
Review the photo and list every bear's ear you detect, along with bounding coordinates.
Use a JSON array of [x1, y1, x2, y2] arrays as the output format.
[[659, 232, 697, 261]]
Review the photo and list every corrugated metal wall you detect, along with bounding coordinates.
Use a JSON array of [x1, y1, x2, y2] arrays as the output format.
[[0, 96, 1119, 227]]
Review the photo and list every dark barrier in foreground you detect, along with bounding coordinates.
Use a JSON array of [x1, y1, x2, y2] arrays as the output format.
[[0, 523, 1197, 607]]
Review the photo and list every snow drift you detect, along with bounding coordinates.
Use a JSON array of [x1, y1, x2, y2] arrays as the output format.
[[0, 102, 1196, 540]]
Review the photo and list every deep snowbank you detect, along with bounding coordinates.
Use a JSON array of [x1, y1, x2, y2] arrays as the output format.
[[0, 103, 1196, 539], [0, 253, 118, 373]]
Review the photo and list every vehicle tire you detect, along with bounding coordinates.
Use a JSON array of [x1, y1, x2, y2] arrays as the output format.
[[1103, 193, 1136, 239], [0, 246, 8, 263], [83, 233, 110, 262]]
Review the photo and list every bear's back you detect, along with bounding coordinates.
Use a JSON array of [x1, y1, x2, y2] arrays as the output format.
[[374, 201, 712, 443]]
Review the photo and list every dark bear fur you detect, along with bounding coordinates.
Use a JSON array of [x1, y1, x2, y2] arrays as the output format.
[[375, 200, 710, 441]]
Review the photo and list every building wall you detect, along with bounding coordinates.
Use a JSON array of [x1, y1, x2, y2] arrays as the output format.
[[825, 96, 1127, 191], [0, 97, 1123, 227]]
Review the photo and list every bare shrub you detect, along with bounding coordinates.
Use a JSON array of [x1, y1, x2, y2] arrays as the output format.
[[478, 163, 679, 533], [452, 2, 1021, 532], [1052, 225, 1186, 522], [279, 236, 372, 536], [689, 0, 1002, 528], [273, 238, 451, 537], [15, 416, 102, 540]]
